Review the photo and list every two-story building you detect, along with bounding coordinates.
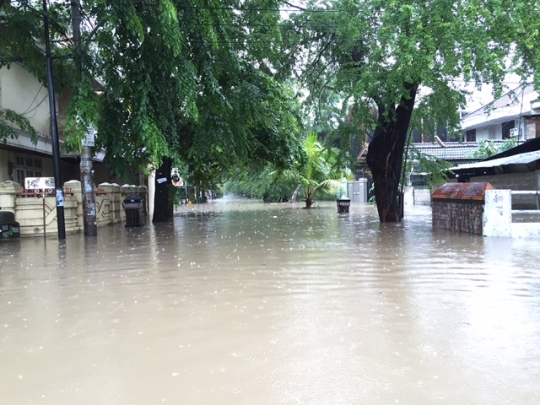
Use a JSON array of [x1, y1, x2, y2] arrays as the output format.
[[0, 62, 108, 187], [461, 84, 540, 142]]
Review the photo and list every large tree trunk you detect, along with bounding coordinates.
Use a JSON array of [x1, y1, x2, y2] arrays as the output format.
[[366, 83, 419, 222], [153, 158, 173, 223]]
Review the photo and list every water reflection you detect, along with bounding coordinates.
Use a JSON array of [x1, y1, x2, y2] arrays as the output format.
[[0, 197, 539, 404]]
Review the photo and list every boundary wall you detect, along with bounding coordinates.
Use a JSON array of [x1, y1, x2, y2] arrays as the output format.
[[0, 180, 147, 237]]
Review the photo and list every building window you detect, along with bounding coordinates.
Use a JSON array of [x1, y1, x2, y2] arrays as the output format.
[[14, 155, 42, 186], [502, 121, 515, 139], [466, 129, 476, 142]]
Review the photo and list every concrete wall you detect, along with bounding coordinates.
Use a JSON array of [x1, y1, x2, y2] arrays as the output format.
[[0, 64, 51, 136], [97, 183, 123, 225], [432, 200, 484, 234], [0, 64, 73, 185], [471, 171, 538, 189], [0, 180, 147, 237], [475, 123, 505, 141], [476, 126, 493, 141], [432, 183, 493, 235], [466, 170, 540, 209], [432, 183, 540, 238], [0, 64, 71, 137], [483, 189, 540, 238], [14, 194, 81, 236]]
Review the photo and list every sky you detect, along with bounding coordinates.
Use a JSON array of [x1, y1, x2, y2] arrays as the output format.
[[463, 73, 529, 112]]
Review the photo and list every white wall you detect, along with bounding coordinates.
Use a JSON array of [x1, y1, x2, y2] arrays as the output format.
[[0, 64, 50, 135], [476, 126, 491, 141], [476, 124, 502, 141]]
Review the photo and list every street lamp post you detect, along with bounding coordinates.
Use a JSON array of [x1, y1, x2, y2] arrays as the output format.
[[71, 0, 97, 236], [43, 0, 66, 241]]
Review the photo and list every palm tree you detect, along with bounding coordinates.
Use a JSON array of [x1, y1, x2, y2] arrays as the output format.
[[289, 132, 349, 208]]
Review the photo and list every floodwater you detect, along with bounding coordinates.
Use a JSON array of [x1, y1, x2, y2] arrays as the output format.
[[1, 197, 539, 405]]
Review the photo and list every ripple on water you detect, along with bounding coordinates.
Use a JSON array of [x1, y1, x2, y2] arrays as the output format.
[[1, 200, 540, 404]]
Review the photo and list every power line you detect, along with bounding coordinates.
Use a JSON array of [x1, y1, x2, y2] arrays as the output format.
[[176, 6, 337, 13]]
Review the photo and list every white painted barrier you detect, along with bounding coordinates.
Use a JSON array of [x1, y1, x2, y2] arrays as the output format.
[[483, 189, 540, 238]]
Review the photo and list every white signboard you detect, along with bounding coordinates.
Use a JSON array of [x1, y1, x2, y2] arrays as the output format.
[[82, 125, 96, 147], [25, 177, 55, 190]]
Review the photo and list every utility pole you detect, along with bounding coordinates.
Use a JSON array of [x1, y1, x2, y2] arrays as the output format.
[[43, 0, 66, 241], [71, 0, 97, 236]]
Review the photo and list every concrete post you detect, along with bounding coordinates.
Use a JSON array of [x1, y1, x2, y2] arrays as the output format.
[[403, 186, 414, 206], [0, 181, 23, 214], [64, 180, 83, 231], [98, 182, 118, 224], [138, 185, 148, 214], [483, 189, 512, 237], [148, 166, 155, 222]]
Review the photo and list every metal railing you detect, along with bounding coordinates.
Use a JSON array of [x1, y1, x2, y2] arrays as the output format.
[[511, 191, 540, 221]]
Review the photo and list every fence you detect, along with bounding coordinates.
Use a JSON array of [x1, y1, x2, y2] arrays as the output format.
[[510, 190, 540, 223], [483, 189, 540, 237], [0, 180, 147, 237]]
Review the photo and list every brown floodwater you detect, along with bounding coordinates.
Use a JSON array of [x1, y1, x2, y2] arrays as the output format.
[[1, 197, 539, 405]]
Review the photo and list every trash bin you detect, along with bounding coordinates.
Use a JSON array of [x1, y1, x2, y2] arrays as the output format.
[[0, 211, 20, 239], [123, 194, 143, 227], [336, 198, 351, 214]]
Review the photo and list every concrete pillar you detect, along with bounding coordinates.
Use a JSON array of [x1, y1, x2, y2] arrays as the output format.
[[537, 170, 540, 210], [98, 183, 120, 224], [64, 180, 83, 230], [148, 167, 156, 222], [64, 180, 82, 204], [138, 185, 148, 214], [99, 182, 121, 224], [0, 181, 23, 214], [403, 186, 414, 206], [483, 189, 512, 237]]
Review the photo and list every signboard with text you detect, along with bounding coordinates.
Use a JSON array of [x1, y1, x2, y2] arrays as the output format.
[[25, 177, 55, 190], [82, 125, 96, 147]]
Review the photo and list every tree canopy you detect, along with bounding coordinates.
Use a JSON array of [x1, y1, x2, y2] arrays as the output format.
[[3, 0, 540, 222], [1, 0, 303, 185], [282, 0, 540, 221], [71, 0, 303, 182]]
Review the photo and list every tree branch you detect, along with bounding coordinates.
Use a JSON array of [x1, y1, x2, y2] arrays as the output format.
[[283, 1, 307, 12]]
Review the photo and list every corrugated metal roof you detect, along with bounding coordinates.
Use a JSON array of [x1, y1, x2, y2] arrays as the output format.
[[451, 150, 540, 171]]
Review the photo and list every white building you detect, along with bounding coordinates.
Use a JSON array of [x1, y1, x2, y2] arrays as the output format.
[[461, 84, 540, 142], [0, 62, 107, 186]]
